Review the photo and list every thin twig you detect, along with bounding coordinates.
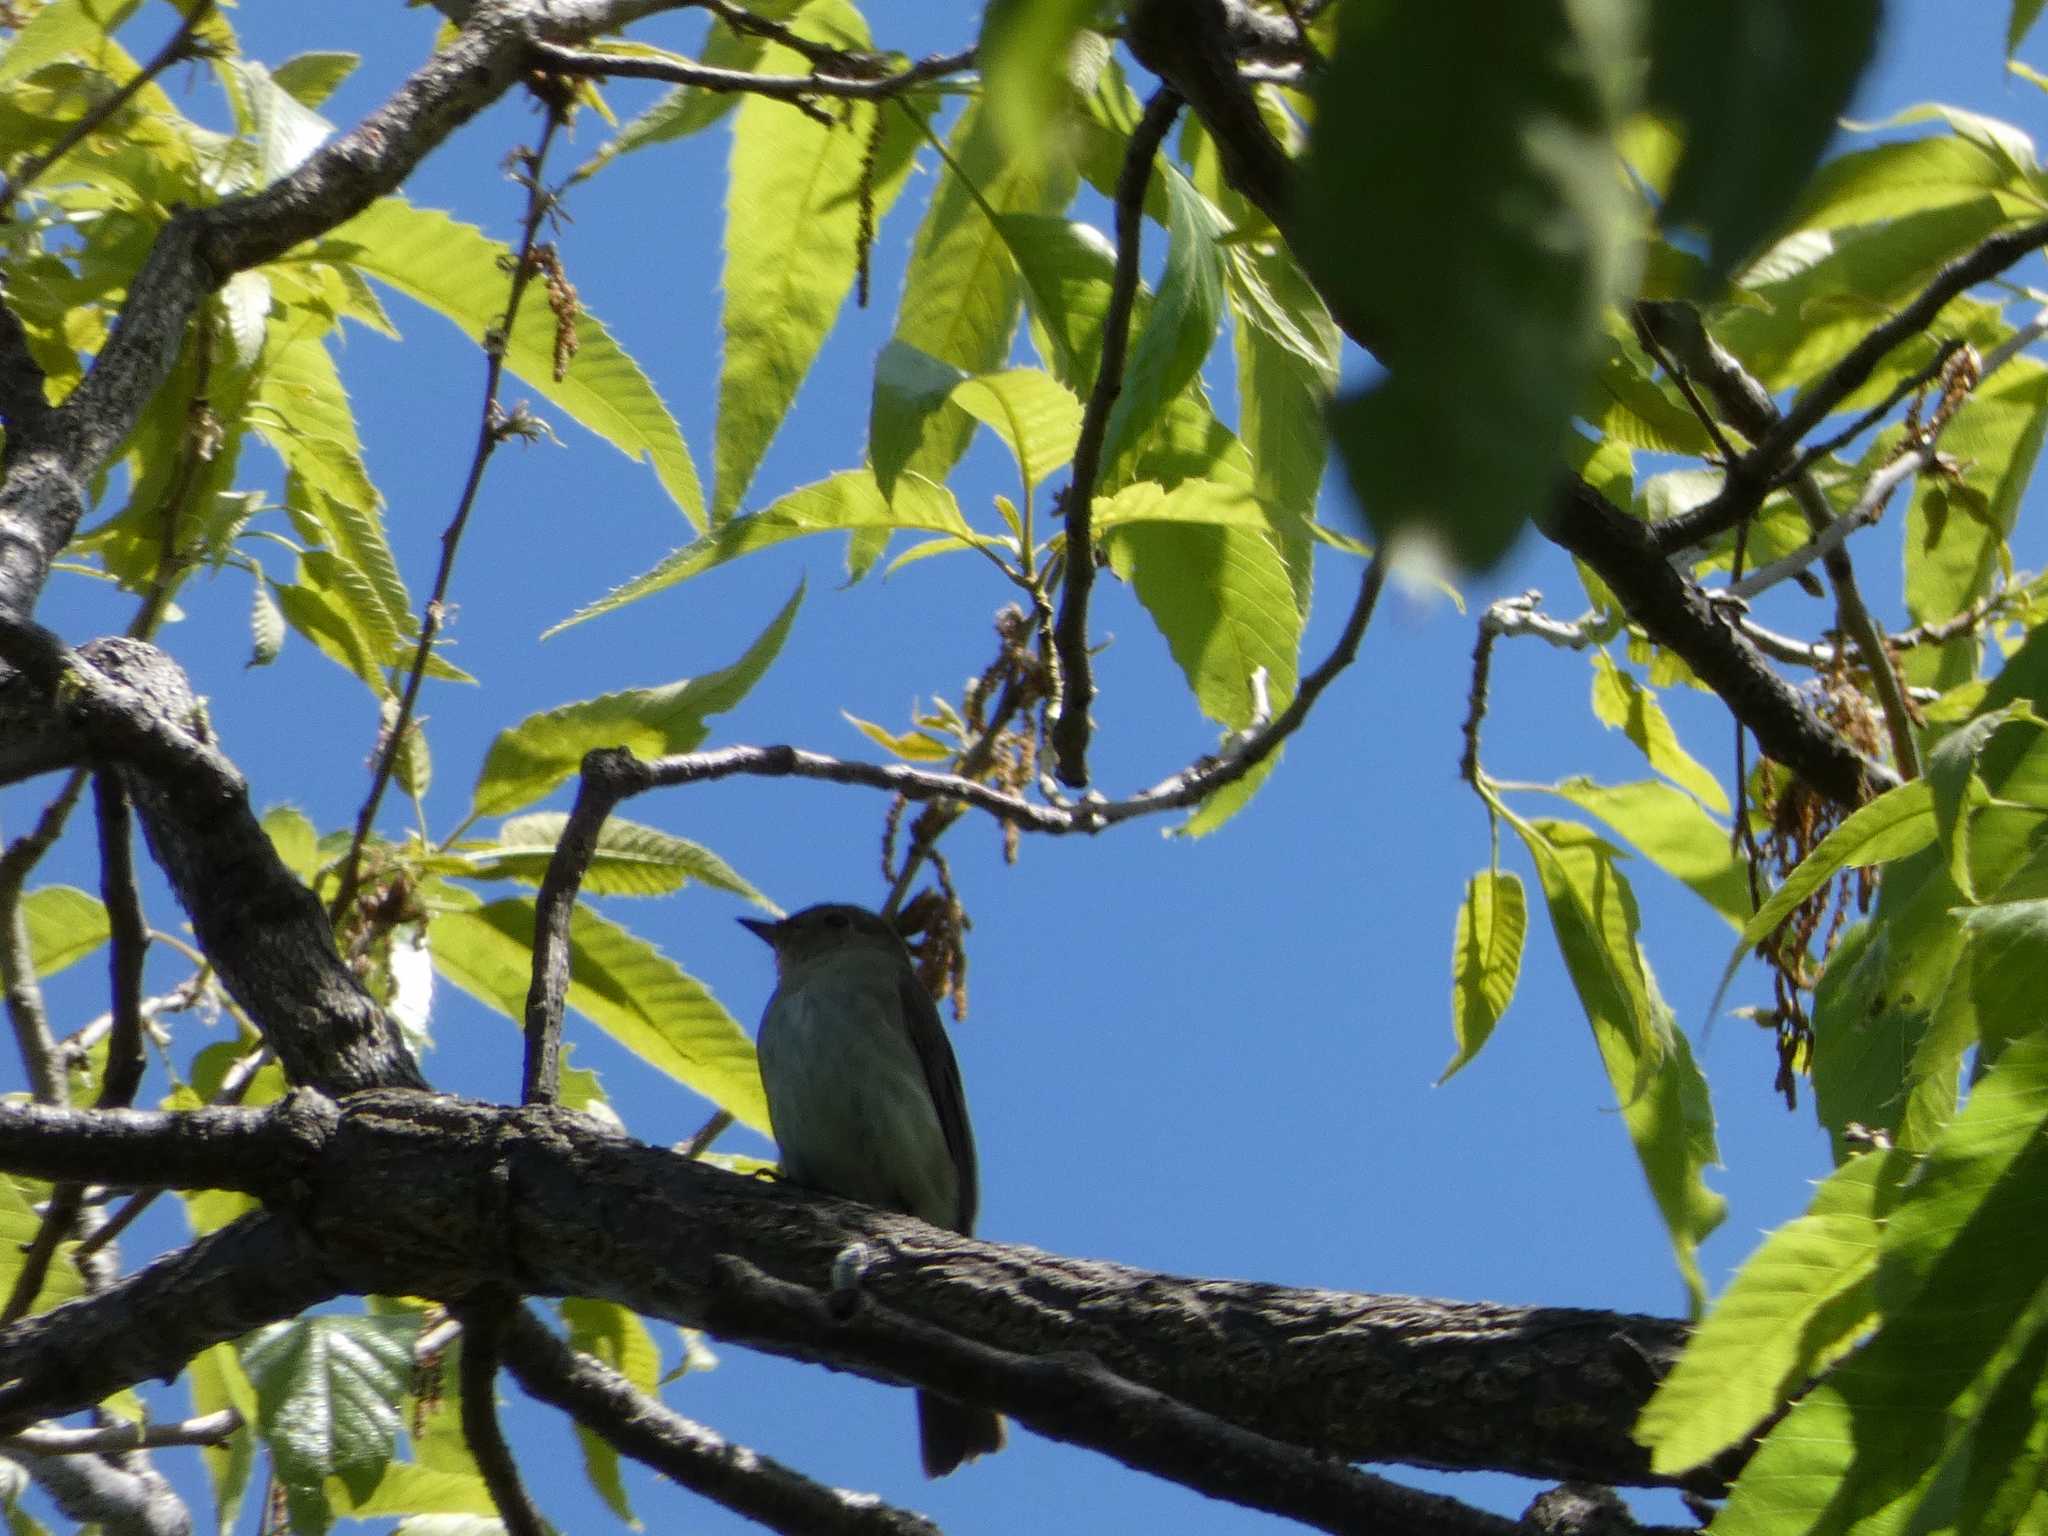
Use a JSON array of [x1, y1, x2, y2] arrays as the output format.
[[1725, 451, 1929, 602], [521, 763, 621, 1105], [639, 550, 1389, 833], [0, 1183, 81, 1324], [1640, 304, 1926, 778], [1652, 215, 2048, 553], [1049, 86, 1182, 787], [331, 104, 570, 924], [2, 1410, 240, 1455], [1774, 339, 1965, 485], [681, 1108, 734, 1159], [0, 0, 216, 213], [881, 628, 1039, 918], [1631, 303, 1740, 468], [1459, 621, 1499, 789], [532, 40, 974, 103], [0, 772, 89, 1107], [522, 552, 1388, 1061]]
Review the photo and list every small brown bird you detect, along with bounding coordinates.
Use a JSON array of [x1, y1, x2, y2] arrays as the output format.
[[741, 903, 1005, 1477]]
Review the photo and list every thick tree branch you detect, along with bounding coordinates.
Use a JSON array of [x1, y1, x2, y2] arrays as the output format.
[[0, 1211, 341, 1435], [0, 1092, 1711, 1495], [3, 1410, 240, 1455], [0, 634, 424, 1092], [93, 774, 148, 1110], [707, 1255, 1524, 1536]]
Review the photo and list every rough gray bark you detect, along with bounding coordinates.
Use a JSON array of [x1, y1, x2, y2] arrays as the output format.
[[0, 1092, 1710, 1498]]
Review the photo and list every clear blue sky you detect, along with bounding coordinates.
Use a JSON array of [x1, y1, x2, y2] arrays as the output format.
[[11, 4, 2048, 1532]]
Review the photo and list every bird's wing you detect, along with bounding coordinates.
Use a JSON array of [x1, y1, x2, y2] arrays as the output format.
[[898, 969, 979, 1233]]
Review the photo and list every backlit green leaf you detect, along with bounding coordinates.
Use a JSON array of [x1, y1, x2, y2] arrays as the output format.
[[549, 473, 977, 632], [310, 200, 703, 525], [1638, 1149, 1906, 1474], [1589, 653, 1729, 813], [20, 885, 109, 977], [872, 100, 1076, 497], [469, 812, 773, 905], [428, 898, 770, 1131], [478, 583, 801, 816], [715, 15, 924, 521], [950, 368, 1082, 491], [1442, 869, 1526, 1082]]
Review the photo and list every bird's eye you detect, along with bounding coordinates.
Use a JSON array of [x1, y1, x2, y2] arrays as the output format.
[[824, 911, 851, 930]]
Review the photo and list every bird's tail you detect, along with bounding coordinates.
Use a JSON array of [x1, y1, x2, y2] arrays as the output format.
[[918, 1389, 1005, 1478]]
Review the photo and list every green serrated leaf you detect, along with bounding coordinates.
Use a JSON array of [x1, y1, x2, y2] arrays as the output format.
[[480, 583, 801, 815], [1442, 869, 1527, 1082], [1713, 778, 1938, 1022], [1533, 778, 1750, 928], [994, 211, 1131, 391], [248, 573, 285, 668], [261, 806, 321, 884], [843, 712, 955, 763], [560, 1297, 662, 1393], [309, 199, 704, 525], [428, 899, 770, 1131], [549, 475, 977, 632], [2016, 0, 2048, 52], [257, 319, 411, 635], [1904, 358, 2048, 691], [0, 1174, 84, 1316], [950, 367, 1082, 492], [0, 0, 145, 89], [326, 1461, 496, 1520], [872, 99, 1077, 496], [1101, 497, 1300, 733], [1926, 701, 2047, 899], [715, 20, 925, 521], [1494, 802, 1724, 1309], [978, 0, 1097, 180], [269, 51, 358, 111], [1589, 653, 1730, 813], [20, 885, 109, 977], [471, 812, 774, 904], [242, 1312, 418, 1530], [189, 1342, 259, 1536], [1712, 1033, 2048, 1535], [1637, 1148, 1907, 1474], [1100, 164, 1228, 480]]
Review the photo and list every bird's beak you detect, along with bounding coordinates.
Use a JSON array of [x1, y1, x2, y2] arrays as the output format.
[[737, 916, 778, 945]]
